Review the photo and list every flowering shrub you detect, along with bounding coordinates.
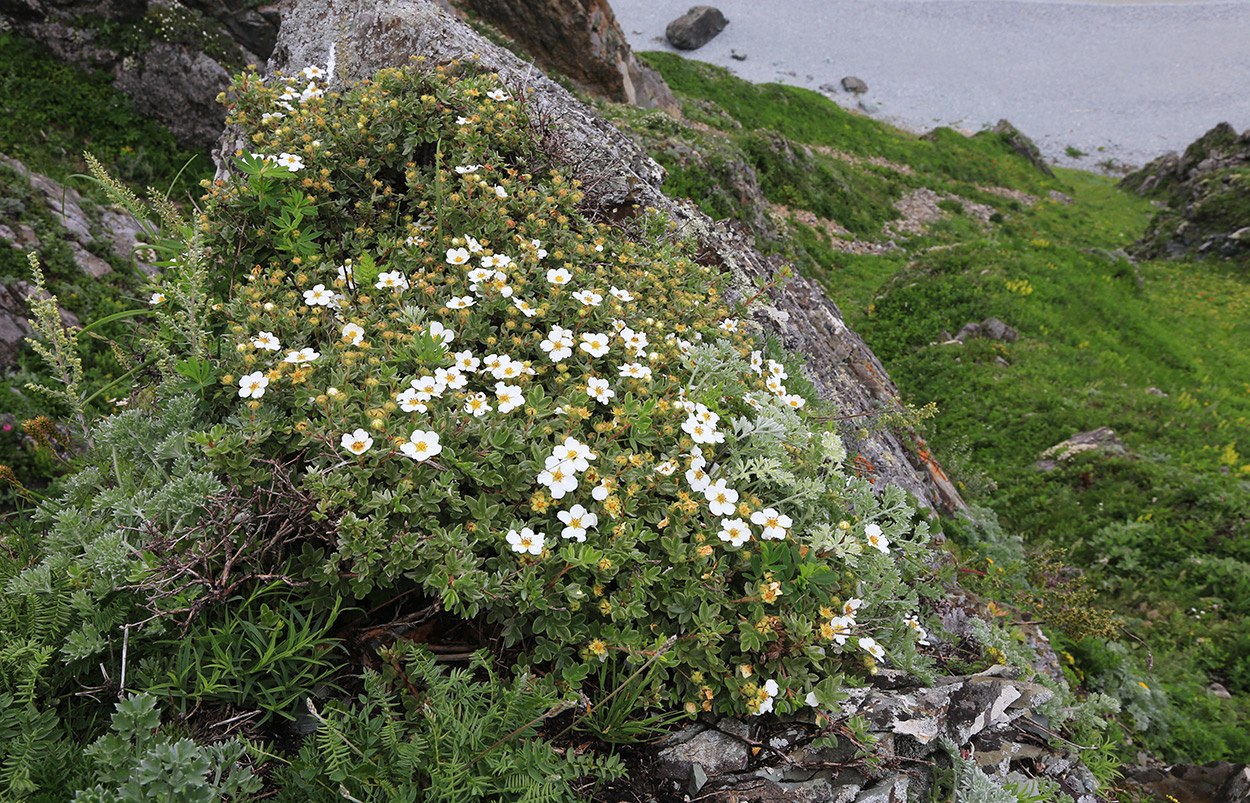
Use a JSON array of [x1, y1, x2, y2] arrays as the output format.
[[172, 59, 936, 716]]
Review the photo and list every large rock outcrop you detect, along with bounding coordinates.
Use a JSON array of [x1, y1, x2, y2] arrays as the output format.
[[459, 0, 676, 111], [1120, 122, 1250, 262], [259, 0, 964, 514]]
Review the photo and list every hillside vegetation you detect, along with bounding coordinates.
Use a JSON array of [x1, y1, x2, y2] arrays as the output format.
[[609, 52, 1250, 763]]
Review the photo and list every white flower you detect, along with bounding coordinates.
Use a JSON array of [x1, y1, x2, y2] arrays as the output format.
[[859, 637, 885, 661], [342, 428, 373, 455], [865, 523, 890, 554], [718, 518, 751, 548], [337, 260, 356, 286], [326, 387, 342, 398], [618, 362, 652, 379], [767, 360, 788, 379], [828, 616, 855, 646], [805, 691, 820, 708], [548, 437, 595, 473], [718, 318, 739, 333], [842, 597, 864, 617], [493, 185, 508, 199], [447, 295, 475, 309], [253, 331, 280, 351], [261, 111, 284, 122], [546, 267, 572, 285], [704, 480, 739, 516], [781, 394, 806, 410], [301, 64, 325, 79], [591, 479, 613, 501], [540, 326, 574, 362], [752, 679, 780, 716], [401, 429, 442, 461], [456, 115, 472, 125], [765, 376, 787, 395], [495, 382, 524, 413], [283, 347, 320, 364], [506, 527, 545, 555], [375, 271, 410, 291], [579, 332, 610, 358], [751, 508, 793, 541], [238, 371, 268, 399], [396, 388, 427, 413], [513, 298, 537, 317], [573, 290, 602, 307], [467, 267, 494, 284], [437, 366, 468, 390], [303, 284, 333, 306], [491, 356, 524, 381], [149, 291, 167, 305], [276, 152, 305, 172], [411, 374, 447, 398], [682, 417, 725, 445], [619, 328, 649, 355], [538, 462, 579, 499], [610, 287, 633, 302], [557, 504, 598, 542], [750, 351, 764, 374], [654, 460, 678, 476], [455, 164, 481, 174], [486, 88, 510, 101], [404, 235, 427, 248], [454, 350, 480, 373], [342, 323, 365, 345], [530, 239, 548, 259], [464, 392, 491, 417], [905, 617, 931, 646], [427, 322, 455, 346], [685, 466, 711, 493], [465, 236, 484, 254], [586, 376, 614, 404], [446, 247, 471, 266]]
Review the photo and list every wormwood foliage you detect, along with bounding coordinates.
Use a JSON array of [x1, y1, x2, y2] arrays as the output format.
[[173, 59, 939, 717], [276, 643, 624, 802]]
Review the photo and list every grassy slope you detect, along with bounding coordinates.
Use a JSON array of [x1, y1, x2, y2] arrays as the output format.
[[619, 53, 1250, 763]]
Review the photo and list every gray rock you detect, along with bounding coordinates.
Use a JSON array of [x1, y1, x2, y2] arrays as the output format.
[[68, 242, 112, 278], [992, 119, 1055, 178], [841, 75, 868, 94], [1145, 386, 1168, 397], [1036, 427, 1132, 471], [113, 41, 231, 150], [0, 281, 81, 369], [655, 719, 750, 781], [981, 317, 1020, 342], [855, 774, 909, 803], [953, 322, 982, 342], [731, 48, 747, 61], [819, 83, 839, 95], [1218, 765, 1250, 803], [665, 6, 728, 50]]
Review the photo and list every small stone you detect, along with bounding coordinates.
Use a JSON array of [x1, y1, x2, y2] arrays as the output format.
[[1145, 387, 1168, 397], [842, 75, 868, 94], [980, 317, 1020, 342], [730, 49, 747, 61]]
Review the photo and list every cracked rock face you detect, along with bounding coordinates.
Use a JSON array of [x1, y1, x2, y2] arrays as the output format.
[[261, 0, 965, 514]]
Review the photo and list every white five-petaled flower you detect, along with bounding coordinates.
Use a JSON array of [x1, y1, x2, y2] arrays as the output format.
[[303, 284, 332, 306], [548, 437, 596, 473], [705, 480, 739, 516], [493, 185, 508, 199], [782, 394, 807, 410], [750, 351, 764, 374], [455, 164, 481, 174], [828, 616, 854, 646], [396, 388, 427, 413], [342, 428, 373, 455], [342, 323, 365, 345], [283, 347, 320, 364], [437, 366, 467, 390], [842, 597, 864, 617], [446, 247, 471, 266], [401, 429, 442, 461], [465, 236, 483, 254], [751, 508, 793, 541], [579, 332, 610, 358], [754, 679, 780, 715], [495, 382, 524, 413], [513, 298, 537, 317], [464, 392, 491, 417], [905, 616, 931, 646], [456, 115, 472, 125], [540, 326, 574, 362], [427, 322, 455, 346], [865, 523, 891, 554], [805, 691, 821, 708], [573, 289, 602, 307], [718, 318, 739, 333], [375, 271, 410, 291], [149, 292, 166, 305], [859, 637, 885, 661], [546, 267, 572, 285], [447, 295, 475, 309], [718, 518, 751, 548], [609, 287, 633, 302], [454, 350, 480, 373], [591, 479, 613, 502], [486, 88, 510, 101], [618, 362, 652, 379], [557, 504, 597, 542], [506, 527, 545, 555], [537, 462, 579, 499], [586, 376, 614, 404], [767, 360, 788, 379], [276, 152, 305, 172], [301, 64, 324, 79], [238, 371, 268, 399], [253, 331, 280, 351], [685, 466, 711, 493], [654, 460, 678, 476]]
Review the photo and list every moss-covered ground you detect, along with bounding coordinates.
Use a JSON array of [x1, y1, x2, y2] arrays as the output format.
[[614, 52, 1250, 764]]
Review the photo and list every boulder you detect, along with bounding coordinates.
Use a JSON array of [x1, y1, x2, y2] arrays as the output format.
[[460, 0, 676, 111], [992, 119, 1055, 178], [953, 317, 1019, 343], [665, 6, 728, 51], [257, 0, 966, 517], [841, 75, 868, 94]]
